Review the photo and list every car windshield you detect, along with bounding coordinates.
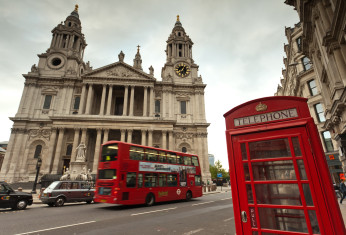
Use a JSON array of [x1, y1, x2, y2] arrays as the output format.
[[45, 181, 60, 191]]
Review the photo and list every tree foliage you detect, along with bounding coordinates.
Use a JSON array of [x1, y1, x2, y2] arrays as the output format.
[[209, 160, 230, 180]]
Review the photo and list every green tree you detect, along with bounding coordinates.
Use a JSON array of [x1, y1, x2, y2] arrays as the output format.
[[209, 160, 230, 181]]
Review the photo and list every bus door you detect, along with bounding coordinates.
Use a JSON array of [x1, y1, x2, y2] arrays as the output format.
[[231, 127, 323, 234]]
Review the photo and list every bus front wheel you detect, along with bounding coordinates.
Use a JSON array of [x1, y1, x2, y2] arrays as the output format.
[[145, 193, 155, 207], [186, 191, 192, 202]]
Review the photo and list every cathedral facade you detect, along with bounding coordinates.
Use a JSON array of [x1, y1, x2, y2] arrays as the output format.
[[0, 6, 211, 183]]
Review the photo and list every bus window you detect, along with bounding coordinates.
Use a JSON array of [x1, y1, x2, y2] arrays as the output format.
[[184, 156, 192, 165], [147, 149, 158, 162], [159, 152, 166, 163], [195, 175, 201, 186], [126, 172, 136, 188], [167, 174, 177, 186], [159, 174, 167, 187], [177, 155, 183, 164], [101, 144, 118, 162], [138, 174, 143, 188], [167, 153, 177, 164], [145, 173, 157, 187], [192, 156, 199, 166], [130, 147, 144, 160], [98, 169, 117, 179]]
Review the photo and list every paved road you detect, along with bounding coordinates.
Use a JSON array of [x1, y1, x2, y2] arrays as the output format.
[[0, 191, 235, 235]]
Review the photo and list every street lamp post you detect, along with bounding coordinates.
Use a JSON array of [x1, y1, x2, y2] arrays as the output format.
[[31, 155, 42, 194]]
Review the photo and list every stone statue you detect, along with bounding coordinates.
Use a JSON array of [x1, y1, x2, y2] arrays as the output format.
[[118, 51, 125, 62], [60, 168, 70, 180], [31, 64, 38, 72], [149, 65, 154, 76], [76, 142, 86, 162]]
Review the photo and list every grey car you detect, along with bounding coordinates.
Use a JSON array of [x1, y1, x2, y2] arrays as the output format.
[[40, 181, 94, 207]]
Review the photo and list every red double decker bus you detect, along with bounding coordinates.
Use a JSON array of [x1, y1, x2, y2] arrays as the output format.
[[94, 141, 203, 206]]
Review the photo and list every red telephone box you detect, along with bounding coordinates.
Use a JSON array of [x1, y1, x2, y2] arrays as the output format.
[[224, 96, 345, 235]]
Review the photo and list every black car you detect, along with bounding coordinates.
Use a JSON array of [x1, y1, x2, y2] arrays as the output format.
[[0, 181, 33, 210]]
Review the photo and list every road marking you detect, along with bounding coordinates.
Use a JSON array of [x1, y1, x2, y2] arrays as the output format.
[[192, 201, 215, 206], [15, 221, 96, 235], [183, 228, 204, 234], [220, 197, 232, 200], [224, 217, 234, 222], [131, 207, 177, 216]]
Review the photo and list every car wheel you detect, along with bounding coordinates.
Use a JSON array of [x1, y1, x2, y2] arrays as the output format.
[[48, 202, 54, 207], [55, 197, 65, 207], [13, 200, 28, 210], [186, 191, 192, 202], [86, 200, 92, 204], [145, 193, 155, 207]]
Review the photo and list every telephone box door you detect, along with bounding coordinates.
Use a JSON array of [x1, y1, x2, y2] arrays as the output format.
[[231, 127, 323, 234]]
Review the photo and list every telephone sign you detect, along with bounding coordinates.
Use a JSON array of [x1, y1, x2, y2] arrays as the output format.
[[217, 173, 222, 178], [224, 96, 345, 235]]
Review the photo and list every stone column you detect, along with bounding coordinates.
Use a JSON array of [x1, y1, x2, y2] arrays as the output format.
[[148, 130, 153, 147], [129, 86, 135, 116], [28, 85, 39, 117], [7, 129, 26, 177], [201, 92, 206, 121], [162, 130, 167, 149], [17, 84, 29, 115], [120, 129, 126, 142], [93, 129, 102, 173], [123, 85, 128, 116], [162, 90, 166, 118], [42, 128, 57, 174], [169, 131, 174, 150], [71, 128, 80, 162], [106, 85, 113, 115], [65, 85, 74, 114], [0, 129, 17, 175], [143, 86, 148, 116], [85, 84, 94, 114], [79, 84, 87, 114], [103, 129, 109, 143], [51, 128, 65, 174], [149, 87, 154, 117], [141, 129, 147, 146], [127, 129, 133, 143], [80, 128, 87, 144], [99, 85, 107, 115], [333, 48, 346, 84]]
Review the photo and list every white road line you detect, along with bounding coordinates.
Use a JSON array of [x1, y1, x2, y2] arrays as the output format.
[[183, 228, 204, 234], [131, 207, 177, 216], [224, 217, 234, 222], [192, 201, 215, 206], [220, 197, 232, 200], [15, 221, 96, 235]]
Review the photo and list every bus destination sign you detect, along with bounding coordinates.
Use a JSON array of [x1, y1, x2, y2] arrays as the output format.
[[234, 108, 298, 127]]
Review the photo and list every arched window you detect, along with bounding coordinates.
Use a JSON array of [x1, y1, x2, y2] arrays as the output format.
[[182, 147, 187, 153], [155, 100, 161, 113], [66, 144, 73, 156], [34, 145, 42, 158]]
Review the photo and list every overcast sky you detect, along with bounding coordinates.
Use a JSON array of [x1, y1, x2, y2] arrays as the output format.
[[0, 0, 299, 170]]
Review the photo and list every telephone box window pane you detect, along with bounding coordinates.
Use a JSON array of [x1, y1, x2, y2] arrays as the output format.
[[297, 160, 308, 180], [308, 210, 320, 234], [252, 160, 296, 181], [292, 137, 302, 157], [249, 138, 291, 159], [302, 184, 314, 206], [243, 163, 250, 181], [246, 184, 254, 204], [255, 184, 302, 205], [241, 143, 247, 160], [258, 208, 308, 233], [249, 207, 257, 228]]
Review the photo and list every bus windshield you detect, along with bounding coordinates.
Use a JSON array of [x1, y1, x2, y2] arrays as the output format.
[[101, 144, 118, 162]]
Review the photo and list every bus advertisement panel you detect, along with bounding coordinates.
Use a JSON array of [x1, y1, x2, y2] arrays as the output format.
[[94, 141, 203, 206]]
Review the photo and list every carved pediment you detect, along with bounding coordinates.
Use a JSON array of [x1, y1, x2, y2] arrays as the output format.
[[82, 62, 155, 81]]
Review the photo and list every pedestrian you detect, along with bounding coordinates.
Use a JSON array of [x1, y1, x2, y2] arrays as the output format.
[[339, 179, 346, 204]]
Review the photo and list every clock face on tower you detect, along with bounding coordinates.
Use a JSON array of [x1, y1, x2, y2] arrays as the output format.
[[175, 63, 190, 78]]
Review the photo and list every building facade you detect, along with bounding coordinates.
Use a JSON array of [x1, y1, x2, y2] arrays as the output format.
[[0, 6, 211, 183], [276, 22, 343, 182]]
